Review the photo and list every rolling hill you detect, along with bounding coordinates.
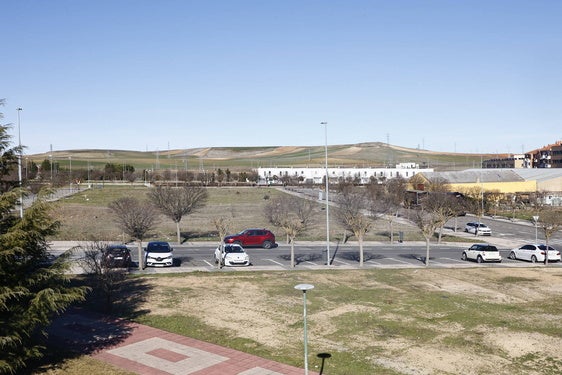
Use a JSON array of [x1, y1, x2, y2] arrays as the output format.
[[29, 142, 498, 172]]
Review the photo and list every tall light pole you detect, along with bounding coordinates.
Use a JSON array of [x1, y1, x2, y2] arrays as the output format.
[[16, 108, 23, 218], [294, 284, 314, 375], [68, 156, 72, 191], [321, 121, 330, 265]]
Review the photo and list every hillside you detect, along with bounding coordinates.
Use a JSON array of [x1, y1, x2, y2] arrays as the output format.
[[28, 142, 496, 171]]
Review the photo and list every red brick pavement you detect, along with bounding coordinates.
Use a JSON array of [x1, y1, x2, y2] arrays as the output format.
[[49, 309, 320, 375]]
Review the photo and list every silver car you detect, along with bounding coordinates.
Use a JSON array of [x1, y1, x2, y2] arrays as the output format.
[[464, 222, 492, 236], [508, 244, 561, 263]]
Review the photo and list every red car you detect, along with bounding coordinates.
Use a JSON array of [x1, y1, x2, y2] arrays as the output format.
[[224, 229, 276, 249]]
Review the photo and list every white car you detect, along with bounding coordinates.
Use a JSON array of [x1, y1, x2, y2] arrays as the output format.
[[508, 244, 561, 263], [462, 243, 502, 263], [214, 244, 251, 267], [144, 241, 174, 267], [464, 222, 492, 236]]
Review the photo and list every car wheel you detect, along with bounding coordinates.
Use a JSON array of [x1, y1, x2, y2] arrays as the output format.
[[509, 252, 516, 260], [531, 255, 537, 263], [477, 256, 483, 264], [262, 240, 272, 249], [461, 253, 467, 261]]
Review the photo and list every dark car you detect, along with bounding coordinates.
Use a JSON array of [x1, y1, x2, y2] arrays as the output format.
[[224, 228, 276, 249], [102, 244, 132, 268]]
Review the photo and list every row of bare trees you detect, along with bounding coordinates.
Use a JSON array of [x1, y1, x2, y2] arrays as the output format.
[[105, 178, 561, 271], [108, 185, 209, 270]]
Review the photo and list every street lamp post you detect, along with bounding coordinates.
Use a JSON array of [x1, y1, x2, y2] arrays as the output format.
[[16, 108, 23, 218], [294, 284, 314, 375], [69, 156, 72, 191], [321, 121, 330, 265], [533, 215, 539, 243]]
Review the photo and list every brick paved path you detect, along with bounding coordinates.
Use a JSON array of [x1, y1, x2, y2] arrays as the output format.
[[49, 309, 318, 375]]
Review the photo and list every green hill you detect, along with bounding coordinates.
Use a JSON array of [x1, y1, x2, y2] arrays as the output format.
[[28, 142, 497, 172]]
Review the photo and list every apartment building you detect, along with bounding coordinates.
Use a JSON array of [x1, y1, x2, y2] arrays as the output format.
[[482, 154, 530, 169], [482, 140, 562, 169], [529, 141, 562, 168]]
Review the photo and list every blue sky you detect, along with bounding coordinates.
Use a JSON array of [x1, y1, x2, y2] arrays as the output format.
[[1, 0, 561, 155]]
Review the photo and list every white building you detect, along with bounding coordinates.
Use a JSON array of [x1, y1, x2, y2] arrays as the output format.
[[258, 163, 433, 185]]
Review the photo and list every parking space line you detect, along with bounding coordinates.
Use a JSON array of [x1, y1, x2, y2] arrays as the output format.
[[264, 258, 284, 266], [440, 257, 466, 263], [386, 257, 411, 264], [333, 259, 351, 266]]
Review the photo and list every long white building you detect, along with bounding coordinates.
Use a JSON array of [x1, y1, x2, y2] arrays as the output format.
[[258, 163, 433, 185]]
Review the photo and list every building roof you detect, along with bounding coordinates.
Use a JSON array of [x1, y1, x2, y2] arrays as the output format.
[[511, 168, 562, 183], [421, 169, 523, 183], [420, 169, 562, 184]]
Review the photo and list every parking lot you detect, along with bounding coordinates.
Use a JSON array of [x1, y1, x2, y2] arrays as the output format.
[[49, 214, 562, 273]]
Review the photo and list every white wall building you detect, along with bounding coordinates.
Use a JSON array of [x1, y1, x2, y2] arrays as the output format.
[[258, 163, 433, 185]]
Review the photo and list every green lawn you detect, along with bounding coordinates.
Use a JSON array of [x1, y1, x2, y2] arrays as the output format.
[[63, 268, 562, 375]]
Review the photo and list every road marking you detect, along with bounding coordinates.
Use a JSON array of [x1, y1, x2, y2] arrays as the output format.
[[264, 258, 284, 266], [202, 260, 214, 267], [441, 257, 466, 263], [333, 259, 351, 265], [386, 257, 411, 264]]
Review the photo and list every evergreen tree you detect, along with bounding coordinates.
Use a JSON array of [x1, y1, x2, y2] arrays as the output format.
[[0, 103, 88, 375]]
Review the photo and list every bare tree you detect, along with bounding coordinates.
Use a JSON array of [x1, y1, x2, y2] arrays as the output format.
[[538, 208, 562, 265], [108, 197, 158, 270], [210, 216, 231, 269], [264, 194, 315, 267], [336, 186, 372, 267], [460, 185, 486, 219], [368, 177, 406, 243], [414, 196, 443, 266], [148, 185, 208, 244], [422, 192, 465, 243], [79, 241, 127, 313]]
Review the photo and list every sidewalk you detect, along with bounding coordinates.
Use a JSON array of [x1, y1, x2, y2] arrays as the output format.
[[48, 309, 318, 375]]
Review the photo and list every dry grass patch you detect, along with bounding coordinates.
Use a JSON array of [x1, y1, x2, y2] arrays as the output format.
[[129, 268, 562, 374]]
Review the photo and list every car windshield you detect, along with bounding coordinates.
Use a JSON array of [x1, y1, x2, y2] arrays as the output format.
[[478, 224, 488, 228], [226, 246, 244, 253], [147, 243, 171, 253], [538, 245, 555, 250], [108, 247, 128, 256], [484, 246, 498, 251]]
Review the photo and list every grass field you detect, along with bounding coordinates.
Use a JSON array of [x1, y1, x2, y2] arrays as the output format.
[[35, 268, 562, 375], [50, 185, 426, 243]]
